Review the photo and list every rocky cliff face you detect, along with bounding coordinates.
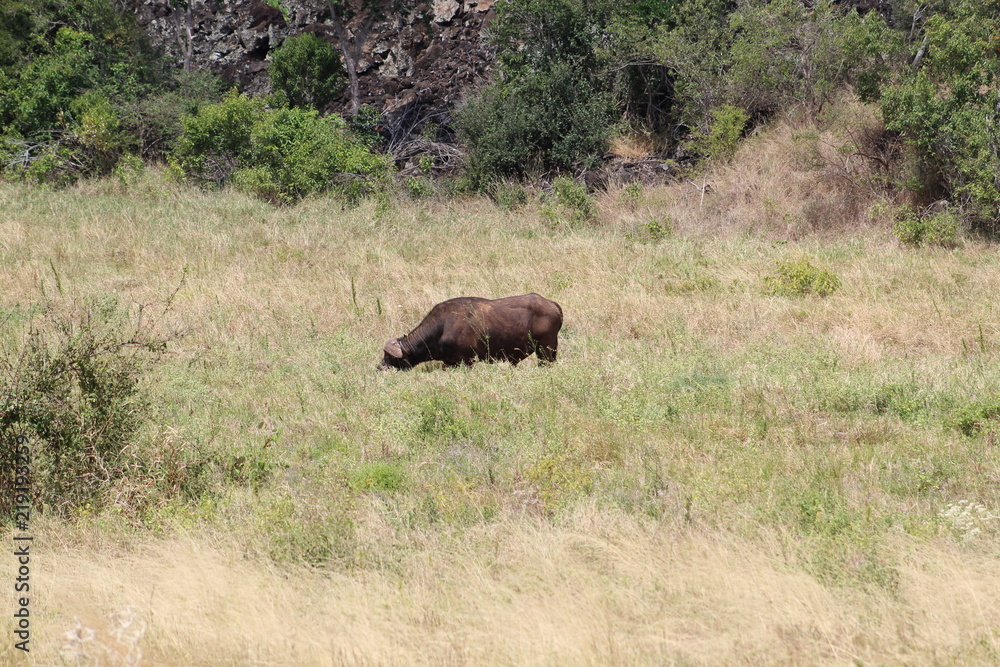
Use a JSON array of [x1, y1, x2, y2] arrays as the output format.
[[126, 0, 496, 117]]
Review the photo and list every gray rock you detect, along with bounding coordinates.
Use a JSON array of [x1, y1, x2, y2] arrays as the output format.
[[124, 0, 495, 111]]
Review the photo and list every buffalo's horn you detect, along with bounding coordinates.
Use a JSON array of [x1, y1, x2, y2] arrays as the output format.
[[383, 338, 404, 358]]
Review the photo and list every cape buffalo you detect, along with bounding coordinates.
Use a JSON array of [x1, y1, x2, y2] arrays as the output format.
[[379, 293, 563, 370]]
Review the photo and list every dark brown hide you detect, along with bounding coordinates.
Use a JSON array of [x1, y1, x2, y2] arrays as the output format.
[[379, 294, 563, 369]]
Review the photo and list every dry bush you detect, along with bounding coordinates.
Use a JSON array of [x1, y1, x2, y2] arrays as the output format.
[[598, 96, 901, 240], [608, 129, 662, 160]]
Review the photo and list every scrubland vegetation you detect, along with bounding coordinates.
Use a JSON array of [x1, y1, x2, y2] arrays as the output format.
[[1, 100, 999, 663], [2, 0, 999, 228], [3, 0, 1000, 663]]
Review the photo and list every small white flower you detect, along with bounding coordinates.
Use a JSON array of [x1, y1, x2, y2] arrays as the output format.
[[939, 500, 996, 541]]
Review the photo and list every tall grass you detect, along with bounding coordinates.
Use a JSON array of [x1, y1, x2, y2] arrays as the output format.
[[1, 101, 999, 664]]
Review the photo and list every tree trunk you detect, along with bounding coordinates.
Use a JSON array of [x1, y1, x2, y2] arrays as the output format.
[[184, 5, 194, 72], [344, 44, 361, 113], [329, 3, 358, 113], [327, 1, 376, 114]]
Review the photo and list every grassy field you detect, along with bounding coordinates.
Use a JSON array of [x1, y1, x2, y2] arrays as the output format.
[[2, 108, 1000, 664]]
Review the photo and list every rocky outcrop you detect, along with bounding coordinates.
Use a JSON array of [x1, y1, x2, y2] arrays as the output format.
[[124, 0, 678, 183], [125, 0, 495, 116]]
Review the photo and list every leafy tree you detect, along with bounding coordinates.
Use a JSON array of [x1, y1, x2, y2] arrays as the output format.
[[269, 32, 346, 109], [726, 0, 853, 116], [456, 62, 613, 184], [0, 0, 171, 179], [645, 0, 732, 134], [0, 27, 98, 137], [457, 0, 620, 183], [877, 0, 1000, 224], [639, 0, 892, 158], [126, 69, 227, 160], [598, 0, 682, 128], [486, 0, 608, 74], [654, 0, 885, 133], [0, 0, 35, 72]]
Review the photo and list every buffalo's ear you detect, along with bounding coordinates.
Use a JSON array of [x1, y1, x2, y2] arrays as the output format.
[[383, 338, 404, 359]]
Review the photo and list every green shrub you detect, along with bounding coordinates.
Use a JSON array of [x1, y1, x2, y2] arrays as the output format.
[[872, 383, 924, 422], [946, 399, 1000, 437], [550, 176, 596, 224], [170, 91, 264, 186], [0, 141, 73, 186], [648, 0, 889, 143], [404, 176, 434, 199], [113, 153, 145, 188], [488, 0, 604, 76], [488, 179, 529, 210], [349, 104, 384, 148], [455, 61, 613, 186], [0, 0, 34, 71], [620, 181, 643, 207], [0, 296, 177, 518], [891, 207, 923, 247], [69, 91, 129, 175], [171, 91, 391, 203], [691, 104, 749, 160], [764, 259, 841, 297], [794, 485, 852, 536], [644, 217, 672, 242], [1, 95, 133, 183], [0, 0, 164, 179], [0, 26, 122, 183], [1, 8, 156, 132], [922, 212, 960, 248], [892, 207, 960, 248], [269, 33, 345, 110], [417, 396, 467, 442], [726, 0, 875, 117], [0, 27, 97, 137], [877, 1, 1000, 227], [127, 70, 227, 160], [524, 451, 594, 513], [349, 462, 406, 493]]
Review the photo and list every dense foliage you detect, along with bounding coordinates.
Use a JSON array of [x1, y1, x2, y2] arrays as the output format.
[[269, 32, 346, 110], [876, 0, 1000, 226], [455, 0, 1000, 228], [1, 0, 999, 224], [0, 0, 375, 199], [456, 0, 886, 182], [171, 92, 391, 204], [456, 62, 614, 185], [0, 0, 225, 182], [456, 0, 616, 183]]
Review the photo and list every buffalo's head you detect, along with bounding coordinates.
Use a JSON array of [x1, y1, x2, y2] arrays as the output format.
[[378, 338, 412, 370]]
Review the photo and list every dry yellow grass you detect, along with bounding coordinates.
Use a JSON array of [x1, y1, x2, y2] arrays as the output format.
[[597, 96, 890, 240], [608, 130, 661, 160], [6, 510, 999, 665]]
